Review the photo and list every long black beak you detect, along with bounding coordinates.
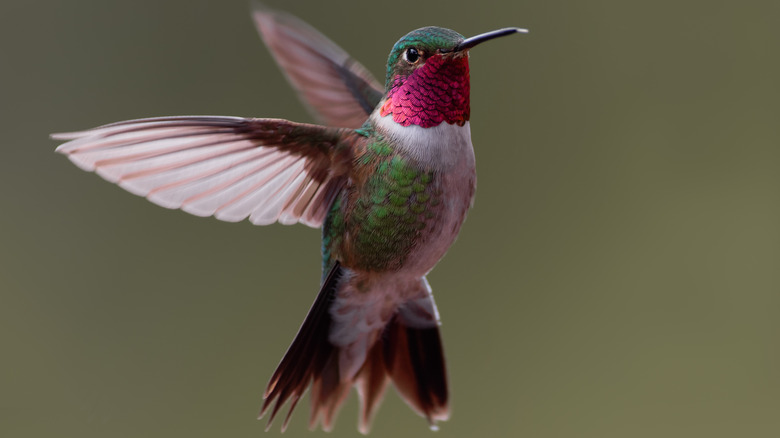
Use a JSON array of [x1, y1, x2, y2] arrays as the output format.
[[451, 27, 528, 52]]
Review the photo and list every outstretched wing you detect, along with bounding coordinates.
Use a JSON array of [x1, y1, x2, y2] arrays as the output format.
[[252, 4, 384, 129], [53, 116, 356, 227]]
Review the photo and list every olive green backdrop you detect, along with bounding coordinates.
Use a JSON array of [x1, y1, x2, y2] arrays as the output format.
[[2, 0, 778, 437]]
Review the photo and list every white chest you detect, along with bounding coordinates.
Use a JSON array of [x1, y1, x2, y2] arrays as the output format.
[[371, 113, 475, 171]]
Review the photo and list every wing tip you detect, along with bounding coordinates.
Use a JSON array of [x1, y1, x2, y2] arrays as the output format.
[[66, 154, 96, 172], [211, 208, 248, 223], [51, 131, 83, 142], [250, 1, 278, 30]]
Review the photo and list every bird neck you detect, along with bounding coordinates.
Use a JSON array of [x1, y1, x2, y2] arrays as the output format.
[[379, 54, 470, 128]]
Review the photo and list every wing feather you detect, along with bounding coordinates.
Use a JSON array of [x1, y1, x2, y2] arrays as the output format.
[[253, 5, 384, 129], [53, 116, 356, 228]]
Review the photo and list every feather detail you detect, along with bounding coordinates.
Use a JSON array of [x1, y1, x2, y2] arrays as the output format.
[[355, 340, 390, 434], [262, 269, 448, 433], [53, 116, 355, 227], [384, 315, 449, 429], [260, 262, 344, 431], [252, 4, 384, 128]]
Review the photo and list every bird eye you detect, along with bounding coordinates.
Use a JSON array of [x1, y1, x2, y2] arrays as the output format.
[[403, 47, 420, 64]]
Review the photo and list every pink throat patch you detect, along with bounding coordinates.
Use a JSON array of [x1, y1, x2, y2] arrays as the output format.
[[380, 55, 470, 128]]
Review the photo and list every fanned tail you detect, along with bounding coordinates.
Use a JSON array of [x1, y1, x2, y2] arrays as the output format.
[[260, 271, 449, 433], [259, 261, 344, 431]]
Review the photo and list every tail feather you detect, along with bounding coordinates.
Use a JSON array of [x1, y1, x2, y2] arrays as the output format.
[[259, 261, 343, 429], [308, 353, 351, 431], [384, 314, 449, 428], [260, 269, 449, 433], [356, 339, 391, 434]]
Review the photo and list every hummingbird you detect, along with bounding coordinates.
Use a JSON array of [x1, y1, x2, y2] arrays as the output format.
[[52, 5, 526, 434]]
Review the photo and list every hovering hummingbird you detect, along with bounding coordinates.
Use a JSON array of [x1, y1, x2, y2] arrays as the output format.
[[52, 6, 526, 434]]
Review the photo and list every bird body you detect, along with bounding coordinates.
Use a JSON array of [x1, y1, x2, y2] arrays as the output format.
[[52, 6, 525, 433], [327, 117, 475, 273]]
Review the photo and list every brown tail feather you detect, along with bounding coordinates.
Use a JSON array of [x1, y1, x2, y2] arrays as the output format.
[[356, 339, 391, 434], [384, 314, 450, 429], [260, 266, 449, 432], [308, 352, 351, 431], [259, 261, 343, 430]]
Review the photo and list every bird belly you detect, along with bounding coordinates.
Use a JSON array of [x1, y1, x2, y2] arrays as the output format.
[[401, 165, 475, 276]]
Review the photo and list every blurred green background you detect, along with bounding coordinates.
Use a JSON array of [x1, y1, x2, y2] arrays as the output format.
[[2, 0, 779, 437]]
